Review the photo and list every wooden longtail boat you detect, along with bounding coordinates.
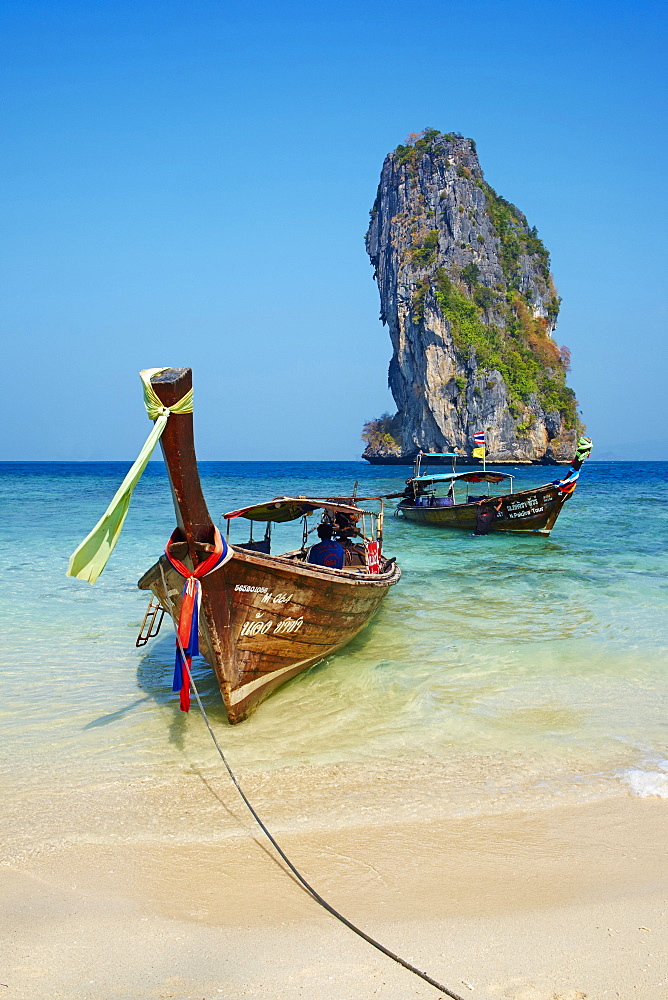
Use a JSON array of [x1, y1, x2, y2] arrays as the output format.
[[137, 368, 401, 724], [392, 439, 593, 535]]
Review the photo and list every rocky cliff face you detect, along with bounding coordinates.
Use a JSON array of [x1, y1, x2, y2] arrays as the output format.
[[363, 130, 581, 463]]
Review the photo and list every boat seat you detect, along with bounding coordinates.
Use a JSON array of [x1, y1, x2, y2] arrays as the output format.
[[344, 548, 366, 567], [236, 539, 271, 554], [466, 494, 487, 504]]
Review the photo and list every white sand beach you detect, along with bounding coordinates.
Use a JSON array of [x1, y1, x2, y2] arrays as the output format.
[[3, 783, 667, 1000]]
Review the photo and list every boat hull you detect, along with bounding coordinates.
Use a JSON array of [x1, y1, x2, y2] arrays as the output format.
[[139, 546, 401, 723], [398, 482, 568, 534]]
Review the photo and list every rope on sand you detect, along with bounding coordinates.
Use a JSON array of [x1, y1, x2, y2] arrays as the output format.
[[159, 565, 468, 1000]]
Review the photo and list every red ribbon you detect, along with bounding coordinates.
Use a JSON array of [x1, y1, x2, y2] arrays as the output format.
[[164, 526, 230, 712]]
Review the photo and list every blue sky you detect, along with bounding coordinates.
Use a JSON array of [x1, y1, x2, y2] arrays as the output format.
[[1, 0, 666, 460]]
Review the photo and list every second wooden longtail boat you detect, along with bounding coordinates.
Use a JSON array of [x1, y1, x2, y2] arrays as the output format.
[[390, 438, 593, 535], [137, 368, 401, 724]]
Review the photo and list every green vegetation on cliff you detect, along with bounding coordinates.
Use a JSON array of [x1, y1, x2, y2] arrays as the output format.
[[432, 269, 577, 425], [361, 413, 402, 450], [478, 181, 552, 289], [394, 128, 452, 165]]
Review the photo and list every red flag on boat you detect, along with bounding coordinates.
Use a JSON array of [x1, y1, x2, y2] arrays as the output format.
[[366, 540, 380, 574]]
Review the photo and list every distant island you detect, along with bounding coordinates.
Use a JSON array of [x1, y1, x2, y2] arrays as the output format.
[[363, 130, 583, 464]]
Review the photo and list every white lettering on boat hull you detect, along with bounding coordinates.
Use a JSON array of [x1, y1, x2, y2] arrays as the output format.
[[239, 616, 305, 638]]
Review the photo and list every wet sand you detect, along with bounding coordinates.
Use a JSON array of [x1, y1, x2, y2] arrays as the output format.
[[2, 793, 667, 999]]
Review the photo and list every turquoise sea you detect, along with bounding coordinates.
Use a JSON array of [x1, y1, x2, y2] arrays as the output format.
[[2, 460, 668, 857]]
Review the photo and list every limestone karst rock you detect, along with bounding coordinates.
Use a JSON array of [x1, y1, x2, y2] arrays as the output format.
[[363, 130, 582, 464]]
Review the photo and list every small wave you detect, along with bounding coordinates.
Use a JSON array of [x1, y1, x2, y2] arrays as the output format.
[[620, 762, 668, 798]]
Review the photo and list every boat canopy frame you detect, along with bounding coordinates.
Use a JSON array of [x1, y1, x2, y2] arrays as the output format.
[[413, 451, 459, 479], [411, 471, 513, 486], [222, 495, 386, 555], [223, 496, 381, 523], [403, 470, 515, 508]]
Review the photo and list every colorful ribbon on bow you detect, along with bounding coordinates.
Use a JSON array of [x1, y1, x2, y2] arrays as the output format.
[[552, 437, 593, 497], [553, 467, 580, 495], [164, 526, 232, 711], [574, 436, 593, 464]]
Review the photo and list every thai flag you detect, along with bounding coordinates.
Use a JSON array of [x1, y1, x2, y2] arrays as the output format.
[[473, 432, 485, 445]]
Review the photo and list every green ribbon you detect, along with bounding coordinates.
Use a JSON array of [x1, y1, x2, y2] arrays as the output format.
[[66, 368, 193, 584]]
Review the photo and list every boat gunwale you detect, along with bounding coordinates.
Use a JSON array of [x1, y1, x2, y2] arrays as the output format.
[[230, 545, 401, 584], [138, 544, 401, 592]]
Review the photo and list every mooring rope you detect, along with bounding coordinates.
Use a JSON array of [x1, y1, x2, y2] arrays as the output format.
[[158, 563, 468, 1000]]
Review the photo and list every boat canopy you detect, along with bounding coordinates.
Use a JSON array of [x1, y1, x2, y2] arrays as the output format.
[[224, 497, 369, 523], [412, 471, 512, 485], [418, 452, 459, 458]]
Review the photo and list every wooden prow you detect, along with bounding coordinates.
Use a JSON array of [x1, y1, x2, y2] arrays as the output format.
[[150, 367, 215, 566]]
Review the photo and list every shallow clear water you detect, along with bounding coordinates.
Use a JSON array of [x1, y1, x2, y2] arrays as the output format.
[[2, 460, 667, 850]]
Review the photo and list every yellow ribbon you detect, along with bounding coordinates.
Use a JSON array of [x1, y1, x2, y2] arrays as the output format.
[[66, 368, 193, 584]]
